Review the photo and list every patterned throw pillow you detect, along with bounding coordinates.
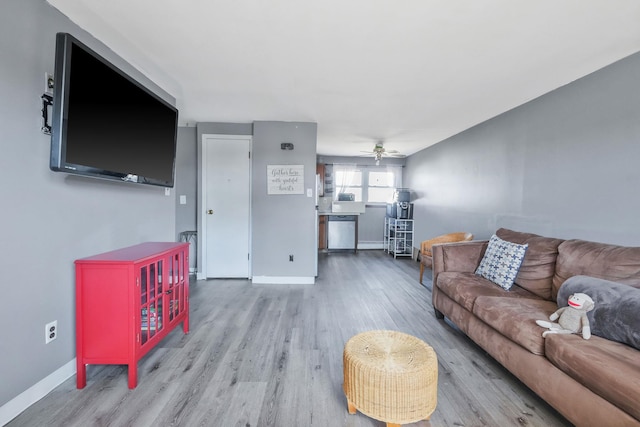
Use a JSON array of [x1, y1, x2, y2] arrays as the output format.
[[475, 234, 528, 290]]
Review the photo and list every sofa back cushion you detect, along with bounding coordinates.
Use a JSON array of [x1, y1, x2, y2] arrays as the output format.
[[558, 275, 640, 350], [553, 239, 640, 301], [496, 228, 564, 300]]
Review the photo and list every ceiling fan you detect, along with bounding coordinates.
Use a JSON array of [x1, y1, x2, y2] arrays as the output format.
[[360, 142, 404, 165]]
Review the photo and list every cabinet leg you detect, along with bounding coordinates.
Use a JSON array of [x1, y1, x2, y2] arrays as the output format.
[[128, 363, 137, 389], [76, 361, 86, 389]]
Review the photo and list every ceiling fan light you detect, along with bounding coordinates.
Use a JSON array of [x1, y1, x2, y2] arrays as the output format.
[[374, 151, 382, 165]]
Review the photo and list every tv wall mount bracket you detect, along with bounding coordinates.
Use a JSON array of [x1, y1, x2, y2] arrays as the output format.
[[41, 93, 53, 135]]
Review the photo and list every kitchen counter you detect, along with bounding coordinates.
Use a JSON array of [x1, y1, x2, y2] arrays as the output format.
[[318, 211, 362, 216]]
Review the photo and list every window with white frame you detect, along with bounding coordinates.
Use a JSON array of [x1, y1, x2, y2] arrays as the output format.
[[333, 164, 402, 203]]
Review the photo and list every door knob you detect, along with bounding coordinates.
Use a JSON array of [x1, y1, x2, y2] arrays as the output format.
[[207, 209, 214, 215]]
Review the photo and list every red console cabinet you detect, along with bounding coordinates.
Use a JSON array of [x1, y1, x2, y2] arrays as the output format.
[[75, 242, 190, 389]]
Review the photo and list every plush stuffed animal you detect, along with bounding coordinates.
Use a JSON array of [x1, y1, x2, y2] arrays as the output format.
[[536, 292, 595, 339]]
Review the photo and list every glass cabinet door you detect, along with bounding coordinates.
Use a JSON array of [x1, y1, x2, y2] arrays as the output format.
[[140, 260, 164, 346], [167, 251, 186, 323]]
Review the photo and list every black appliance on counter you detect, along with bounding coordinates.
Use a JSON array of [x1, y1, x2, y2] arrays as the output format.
[[337, 193, 355, 201], [397, 202, 413, 219], [386, 202, 413, 219], [386, 188, 413, 219], [393, 188, 410, 203]]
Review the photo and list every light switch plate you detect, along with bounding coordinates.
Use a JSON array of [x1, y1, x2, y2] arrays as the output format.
[[179, 195, 187, 205], [307, 188, 312, 197]]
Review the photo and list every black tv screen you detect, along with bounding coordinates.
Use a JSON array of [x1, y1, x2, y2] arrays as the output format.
[[50, 33, 178, 187]]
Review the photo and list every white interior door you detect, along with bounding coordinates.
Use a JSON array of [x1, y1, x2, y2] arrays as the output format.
[[203, 135, 251, 278]]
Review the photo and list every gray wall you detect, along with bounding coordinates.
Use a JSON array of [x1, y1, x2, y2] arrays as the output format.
[[252, 122, 318, 278], [1, 0, 177, 409], [175, 126, 197, 238], [405, 51, 640, 247], [192, 121, 317, 279]]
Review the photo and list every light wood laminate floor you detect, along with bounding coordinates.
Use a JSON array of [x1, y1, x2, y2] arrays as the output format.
[[8, 251, 571, 427]]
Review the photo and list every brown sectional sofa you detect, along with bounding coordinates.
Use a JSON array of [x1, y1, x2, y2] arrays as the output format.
[[431, 228, 640, 426]]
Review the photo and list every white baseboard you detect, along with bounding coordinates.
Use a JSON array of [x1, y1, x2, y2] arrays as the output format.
[[0, 359, 76, 426], [252, 276, 315, 285], [357, 241, 384, 250]]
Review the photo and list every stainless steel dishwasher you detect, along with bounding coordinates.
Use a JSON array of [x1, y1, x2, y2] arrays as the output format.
[[327, 215, 356, 250]]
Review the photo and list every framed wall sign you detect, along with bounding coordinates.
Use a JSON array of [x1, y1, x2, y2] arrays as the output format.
[[267, 165, 304, 195]]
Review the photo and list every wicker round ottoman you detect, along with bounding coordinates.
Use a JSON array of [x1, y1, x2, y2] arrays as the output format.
[[343, 330, 438, 427]]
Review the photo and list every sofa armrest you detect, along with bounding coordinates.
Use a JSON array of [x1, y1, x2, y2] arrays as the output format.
[[432, 240, 488, 284], [431, 240, 488, 318]]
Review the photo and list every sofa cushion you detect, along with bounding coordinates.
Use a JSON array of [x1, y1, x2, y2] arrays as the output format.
[[558, 275, 640, 350], [440, 240, 488, 273], [553, 239, 640, 300], [545, 333, 640, 421], [436, 272, 538, 312], [496, 228, 564, 300], [475, 234, 528, 290], [472, 296, 557, 355]]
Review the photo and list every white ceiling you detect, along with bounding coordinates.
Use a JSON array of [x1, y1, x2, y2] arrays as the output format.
[[47, 0, 640, 158]]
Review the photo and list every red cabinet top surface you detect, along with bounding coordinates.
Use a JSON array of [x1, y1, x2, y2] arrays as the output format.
[[75, 242, 188, 264]]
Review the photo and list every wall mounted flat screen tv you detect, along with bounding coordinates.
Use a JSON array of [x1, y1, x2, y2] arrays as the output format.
[[50, 32, 178, 187]]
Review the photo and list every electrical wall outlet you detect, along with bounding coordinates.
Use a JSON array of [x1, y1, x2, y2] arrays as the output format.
[[45, 320, 57, 344]]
